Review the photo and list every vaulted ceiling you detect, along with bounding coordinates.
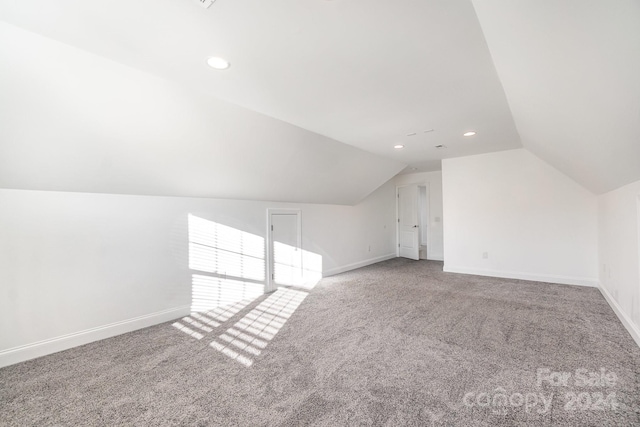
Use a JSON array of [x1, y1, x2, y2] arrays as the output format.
[[472, 0, 640, 194], [0, 21, 403, 205], [0, 0, 638, 203]]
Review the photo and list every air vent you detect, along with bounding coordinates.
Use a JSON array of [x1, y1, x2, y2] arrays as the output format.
[[435, 144, 447, 149], [193, 0, 215, 9]]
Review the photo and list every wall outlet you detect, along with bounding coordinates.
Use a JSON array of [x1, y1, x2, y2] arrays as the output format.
[[483, 252, 489, 259], [368, 245, 371, 252]]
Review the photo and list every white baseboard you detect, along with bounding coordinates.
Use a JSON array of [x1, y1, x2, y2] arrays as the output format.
[[0, 306, 190, 368], [598, 285, 640, 348], [324, 253, 397, 277], [427, 256, 444, 261], [442, 265, 598, 288]]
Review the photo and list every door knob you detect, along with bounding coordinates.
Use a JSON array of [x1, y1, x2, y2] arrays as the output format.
[[413, 225, 419, 228]]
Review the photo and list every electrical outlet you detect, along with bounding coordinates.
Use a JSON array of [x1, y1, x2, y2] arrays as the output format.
[[483, 252, 488, 259], [368, 245, 371, 252]]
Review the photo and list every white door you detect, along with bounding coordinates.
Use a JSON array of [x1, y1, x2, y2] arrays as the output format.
[[398, 185, 420, 260], [269, 212, 302, 290]]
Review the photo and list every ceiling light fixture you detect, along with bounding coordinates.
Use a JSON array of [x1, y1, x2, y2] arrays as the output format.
[[463, 131, 476, 137], [207, 57, 230, 70], [394, 144, 404, 149]]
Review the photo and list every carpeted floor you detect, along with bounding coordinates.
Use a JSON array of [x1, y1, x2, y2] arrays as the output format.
[[1, 259, 639, 426]]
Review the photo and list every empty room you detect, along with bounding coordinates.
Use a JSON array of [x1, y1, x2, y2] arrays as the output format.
[[1, 0, 639, 425]]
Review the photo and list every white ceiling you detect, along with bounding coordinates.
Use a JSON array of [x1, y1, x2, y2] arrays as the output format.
[[0, 21, 403, 205], [1, 0, 636, 201], [472, 0, 640, 194], [0, 0, 521, 177]]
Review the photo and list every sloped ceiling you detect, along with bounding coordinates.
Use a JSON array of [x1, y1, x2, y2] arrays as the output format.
[[0, 22, 404, 205], [472, 0, 640, 194], [0, 0, 522, 204], [7, 1, 633, 200]]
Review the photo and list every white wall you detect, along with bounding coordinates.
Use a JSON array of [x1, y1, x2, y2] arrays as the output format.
[[395, 171, 444, 261], [598, 179, 640, 345], [0, 180, 397, 366], [442, 149, 598, 286]]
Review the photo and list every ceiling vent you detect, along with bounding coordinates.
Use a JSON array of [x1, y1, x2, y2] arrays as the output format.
[[193, 0, 215, 9], [435, 144, 447, 149]]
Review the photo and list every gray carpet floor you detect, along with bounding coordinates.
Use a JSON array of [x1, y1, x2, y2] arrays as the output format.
[[1, 259, 639, 426]]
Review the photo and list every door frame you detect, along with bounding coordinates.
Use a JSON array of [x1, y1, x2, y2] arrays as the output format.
[[418, 183, 431, 259], [266, 209, 301, 293], [396, 183, 430, 259], [637, 194, 640, 293]]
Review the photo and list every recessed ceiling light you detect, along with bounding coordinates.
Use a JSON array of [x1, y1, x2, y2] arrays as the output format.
[[394, 144, 404, 149], [463, 131, 476, 137], [207, 57, 230, 70]]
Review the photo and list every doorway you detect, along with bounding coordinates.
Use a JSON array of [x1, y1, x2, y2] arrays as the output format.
[[637, 195, 640, 293], [418, 185, 430, 260], [397, 185, 419, 260], [267, 209, 301, 292], [397, 184, 430, 261]]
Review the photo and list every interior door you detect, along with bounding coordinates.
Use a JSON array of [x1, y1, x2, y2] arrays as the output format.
[[398, 185, 420, 260], [270, 213, 302, 289]]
